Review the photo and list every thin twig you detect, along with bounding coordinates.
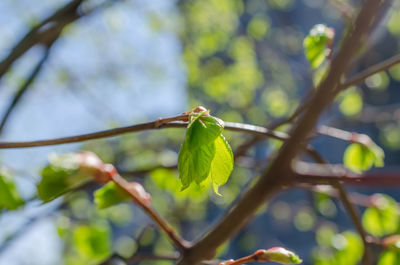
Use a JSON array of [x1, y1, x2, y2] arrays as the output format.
[[333, 182, 372, 265], [0, 0, 83, 80], [0, 0, 119, 81], [0, 118, 287, 149], [110, 173, 188, 251], [0, 46, 53, 134], [295, 167, 400, 187], [341, 53, 400, 90]]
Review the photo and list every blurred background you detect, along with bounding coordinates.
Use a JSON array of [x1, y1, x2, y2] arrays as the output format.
[[0, 0, 400, 264]]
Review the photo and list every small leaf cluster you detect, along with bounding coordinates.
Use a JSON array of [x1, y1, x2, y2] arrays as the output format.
[[178, 108, 234, 194], [343, 142, 384, 173], [0, 169, 23, 210], [303, 24, 334, 69]]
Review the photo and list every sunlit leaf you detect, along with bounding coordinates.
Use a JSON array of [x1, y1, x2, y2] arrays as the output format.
[[178, 139, 215, 190], [378, 251, 400, 265], [343, 143, 384, 173], [178, 110, 233, 194], [37, 165, 88, 202], [73, 223, 111, 260], [94, 182, 131, 209], [209, 135, 234, 195], [362, 194, 399, 237], [303, 24, 334, 69], [335, 231, 364, 265], [186, 115, 224, 149], [0, 173, 24, 210], [263, 247, 302, 264]]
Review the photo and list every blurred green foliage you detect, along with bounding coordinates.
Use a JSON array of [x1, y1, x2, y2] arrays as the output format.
[[362, 194, 399, 237], [3, 1, 400, 265], [0, 169, 24, 210]]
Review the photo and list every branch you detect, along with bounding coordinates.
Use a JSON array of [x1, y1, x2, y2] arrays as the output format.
[[0, 46, 53, 134], [0, 0, 119, 81], [109, 173, 188, 251], [234, 44, 400, 159], [316, 125, 374, 146], [341, 53, 400, 89], [177, 2, 392, 264], [0, 118, 288, 149], [294, 163, 400, 187], [0, 0, 83, 79], [332, 182, 372, 265]]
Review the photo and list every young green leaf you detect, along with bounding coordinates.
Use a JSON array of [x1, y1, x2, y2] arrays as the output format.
[[362, 194, 399, 237], [303, 24, 334, 69], [37, 165, 89, 202], [94, 181, 131, 209], [73, 222, 111, 260], [209, 135, 234, 195], [378, 251, 400, 265], [178, 108, 233, 194], [0, 173, 24, 210], [178, 139, 215, 190], [343, 143, 384, 173], [186, 115, 224, 149], [261, 247, 303, 264]]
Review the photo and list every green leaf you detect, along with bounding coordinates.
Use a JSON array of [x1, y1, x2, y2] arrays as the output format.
[[335, 231, 364, 265], [178, 110, 233, 194], [37, 153, 92, 202], [0, 173, 23, 210], [178, 139, 215, 190], [37, 165, 89, 202], [362, 194, 399, 237], [209, 135, 234, 195], [264, 247, 303, 264], [343, 143, 384, 173], [94, 181, 131, 209], [303, 24, 334, 69], [313, 231, 363, 265], [73, 223, 111, 261], [378, 251, 400, 265], [186, 116, 224, 149]]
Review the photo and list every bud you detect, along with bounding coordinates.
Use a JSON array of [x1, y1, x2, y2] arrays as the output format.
[[127, 182, 151, 205], [77, 152, 114, 183], [260, 247, 302, 264]]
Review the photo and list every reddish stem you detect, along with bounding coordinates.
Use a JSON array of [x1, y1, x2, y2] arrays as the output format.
[[110, 173, 188, 250]]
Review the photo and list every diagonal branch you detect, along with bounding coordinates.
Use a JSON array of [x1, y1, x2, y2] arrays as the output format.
[[110, 173, 189, 250], [0, 0, 83, 80], [176, 1, 392, 264], [0, 45, 53, 134]]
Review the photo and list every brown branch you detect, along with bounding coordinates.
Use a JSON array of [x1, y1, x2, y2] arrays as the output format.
[[333, 182, 372, 265], [0, 0, 119, 82], [0, 0, 83, 79], [341, 53, 400, 90], [233, 95, 311, 159], [234, 38, 400, 160], [0, 45, 53, 134], [110, 173, 188, 251], [0, 118, 287, 149], [316, 125, 374, 146], [177, 2, 391, 264], [295, 165, 400, 187]]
